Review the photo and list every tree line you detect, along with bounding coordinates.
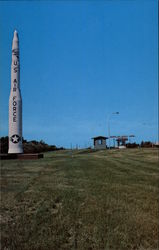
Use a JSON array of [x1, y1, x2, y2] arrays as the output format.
[[0, 137, 64, 154]]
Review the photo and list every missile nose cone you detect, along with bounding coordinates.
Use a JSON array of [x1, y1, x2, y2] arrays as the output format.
[[12, 30, 19, 49], [13, 30, 19, 41]]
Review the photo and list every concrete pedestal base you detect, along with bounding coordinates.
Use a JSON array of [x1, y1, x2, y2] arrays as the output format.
[[0, 153, 43, 160], [18, 154, 43, 160]]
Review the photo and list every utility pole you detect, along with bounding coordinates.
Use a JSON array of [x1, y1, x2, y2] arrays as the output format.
[[107, 112, 119, 149]]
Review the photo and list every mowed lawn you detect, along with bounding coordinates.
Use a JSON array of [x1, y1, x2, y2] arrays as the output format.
[[1, 148, 159, 250]]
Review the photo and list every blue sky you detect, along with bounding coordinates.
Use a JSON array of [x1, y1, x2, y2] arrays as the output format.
[[0, 1, 158, 148]]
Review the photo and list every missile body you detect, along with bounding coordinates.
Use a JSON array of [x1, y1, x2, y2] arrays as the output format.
[[8, 30, 23, 154]]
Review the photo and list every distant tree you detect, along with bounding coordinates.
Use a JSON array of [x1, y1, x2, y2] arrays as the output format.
[[140, 141, 153, 148], [0, 136, 8, 153], [30, 140, 39, 145], [22, 137, 27, 143], [126, 143, 139, 148], [39, 140, 46, 145]]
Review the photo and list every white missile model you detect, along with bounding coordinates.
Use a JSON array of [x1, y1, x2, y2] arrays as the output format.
[[8, 30, 23, 154]]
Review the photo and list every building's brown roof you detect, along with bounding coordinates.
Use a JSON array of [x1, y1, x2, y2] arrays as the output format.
[[91, 136, 108, 140], [116, 137, 128, 141]]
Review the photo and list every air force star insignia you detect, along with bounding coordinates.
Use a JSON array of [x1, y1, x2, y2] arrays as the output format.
[[11, 134, 21, 143]]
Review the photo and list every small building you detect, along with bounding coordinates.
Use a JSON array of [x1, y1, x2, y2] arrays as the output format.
[[92, 136, 108, 149], [110, 135, 135, 148], [116, 136, 128, 148]]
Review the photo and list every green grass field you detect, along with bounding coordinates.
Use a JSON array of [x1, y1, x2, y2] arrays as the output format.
[[1, 148, 159, 250]]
